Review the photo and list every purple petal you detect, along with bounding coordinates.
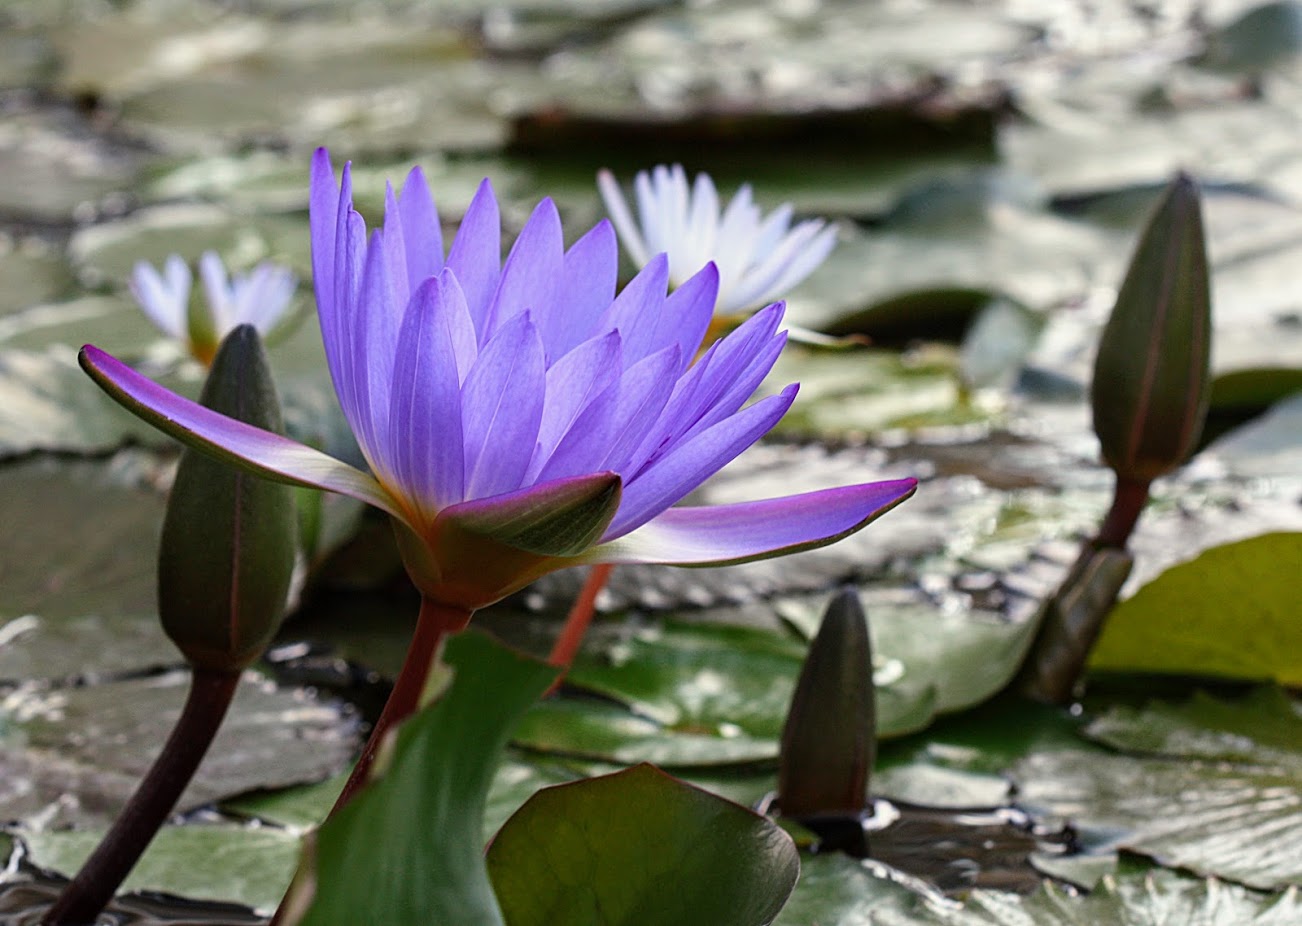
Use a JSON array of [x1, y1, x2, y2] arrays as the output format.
[[445, 178, 501, 337], [388, 271, 467, 518], [529, 330, 622, 480], [621, 303, 784, 478], [594, 254, 670, 365], [607, 383, 798, 538], [80, 344, 398, 517], [382, 182, 411, 313], [596, 344, 681, 475], [461, 311, 546, 499], [398, 165, 443, 291], [310, 148, 339, 319], [483, 197, 564, 342], [593, 478, 918, 565], [544, 220, 618, 361], [350, 229, 400, 479], [660, 261, 719, 372]]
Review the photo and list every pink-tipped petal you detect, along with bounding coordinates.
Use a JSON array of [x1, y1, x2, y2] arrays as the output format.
[[80, 345, 399, 518], [594, 478, 917, 566]]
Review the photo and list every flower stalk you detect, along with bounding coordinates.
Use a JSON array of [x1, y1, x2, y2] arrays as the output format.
[[42, 668, 241, 926], [330, 596, 472, 813]]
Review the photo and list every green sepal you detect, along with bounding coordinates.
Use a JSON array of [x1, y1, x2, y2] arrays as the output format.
[[158, 325, 296, 672], [439, 472, 622, 557], [778, 587, 876, 818], [1092, 172, 1212, 482]]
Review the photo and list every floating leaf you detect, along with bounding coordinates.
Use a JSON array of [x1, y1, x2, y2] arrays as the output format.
[[1083, 687, 1302, 767], [1014, 746, 1302, 889], [0, 671, 358, 829], [18, 823, 300, 914], [1090, 532, 1302, 684], [487, 764, 799, 926], [872, 870, 1302, 925]]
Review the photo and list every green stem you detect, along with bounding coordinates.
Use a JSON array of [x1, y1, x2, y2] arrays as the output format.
[[42, 668, 241, 926], [328, 596, 472, 815]]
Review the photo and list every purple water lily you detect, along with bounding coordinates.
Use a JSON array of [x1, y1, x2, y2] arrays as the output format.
[[82, 148, 914, 611]]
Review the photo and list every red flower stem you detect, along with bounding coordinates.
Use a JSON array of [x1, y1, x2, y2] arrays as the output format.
[[1093, 475, 1152, 550], [42, 668, 241, 926], [544, 563, 615, 695], [329, 596, 472, 815]]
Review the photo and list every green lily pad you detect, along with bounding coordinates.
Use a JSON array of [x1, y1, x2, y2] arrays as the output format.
[[1083, 687, 1302, 767], [68, 203, 310, 288], [871, 869, 1302, 924], [487, 764, 800, 926], [0, 347, 186, 457], [773, 854, 926, 925], [1014, 746, 1302, 889], [0, 236, 74, 318], [0, 456, 165, 623], [18, 822, 300, 914], [1089, 533, 1302, 684], [0, 670, 358, 829], [1205, 389, 1302, 480]]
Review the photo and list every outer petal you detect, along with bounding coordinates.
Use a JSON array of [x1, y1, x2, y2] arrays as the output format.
[[79, 345, 400, 518], [592, 478, 917, 565]]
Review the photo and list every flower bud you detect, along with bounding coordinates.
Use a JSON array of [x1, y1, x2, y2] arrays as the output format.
[[158, 325, 296, 672], [1092, 173, 1212, 483], [778, 587, 876, 819]]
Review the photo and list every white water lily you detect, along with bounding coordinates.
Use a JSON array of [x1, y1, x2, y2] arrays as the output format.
[[598, 164, 838, 314], [129, 251, 297, 364]]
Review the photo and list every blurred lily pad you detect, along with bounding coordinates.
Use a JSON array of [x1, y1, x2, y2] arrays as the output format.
[[0, 456, 164, 621], [0, 347, 187, 457], [1014, 733, 1302, 890], [1083, 687, 1302, 767], [18, 823, 300, 914], [1090, 533, 1302, 684], [68, 203, 309, 288], [0, 671, 358, 828], [774, 854, 927, 925], [871, 869, 1302, 925]]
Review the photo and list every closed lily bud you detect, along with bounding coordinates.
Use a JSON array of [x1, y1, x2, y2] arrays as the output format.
[[1091, 173, 1212, 483], [778, 588, 876, 821], [158, 325, 296, 672]]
